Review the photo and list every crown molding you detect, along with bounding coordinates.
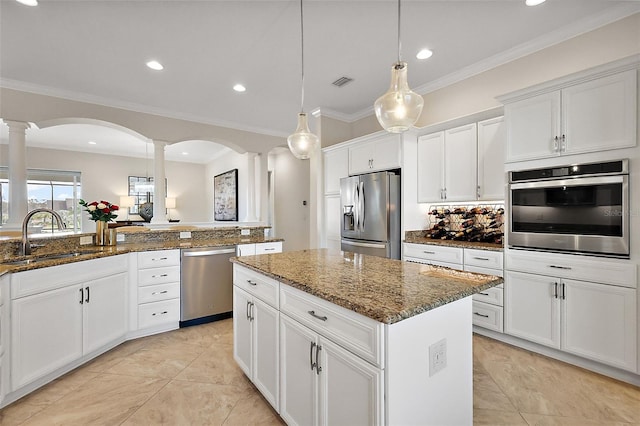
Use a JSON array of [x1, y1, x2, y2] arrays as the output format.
[[0, 78, 289, 139]]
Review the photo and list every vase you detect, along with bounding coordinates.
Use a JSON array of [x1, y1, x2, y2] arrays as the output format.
[[95, 221, 116, 246]]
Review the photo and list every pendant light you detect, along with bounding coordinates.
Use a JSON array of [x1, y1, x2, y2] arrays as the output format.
[[287, 0, 319, 160], [374, 0, 424, 133]]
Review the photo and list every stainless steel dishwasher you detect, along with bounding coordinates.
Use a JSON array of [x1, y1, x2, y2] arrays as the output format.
[[180, 246, 236, 327]]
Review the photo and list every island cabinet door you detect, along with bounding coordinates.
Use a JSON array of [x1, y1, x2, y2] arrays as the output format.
[[83, 272, 127, 355], [280, 314, 318, 426], [252, 298, 280, 411], [233, 287, 253, 377], [318, 337, 384, 426]]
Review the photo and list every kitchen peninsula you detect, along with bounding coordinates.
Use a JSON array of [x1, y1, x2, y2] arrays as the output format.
[[231, 249, 503, 425]]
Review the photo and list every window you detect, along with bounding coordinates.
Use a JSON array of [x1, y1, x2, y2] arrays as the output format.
[[0, 168, 82, 232]]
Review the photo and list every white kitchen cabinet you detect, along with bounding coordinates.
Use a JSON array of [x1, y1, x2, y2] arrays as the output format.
[[134, 250, 180, 334], [10, 256, 128, 390], [348, 133, 401, 175], [403, 242, 464, 270], [477, 116, 506, 200], [417, 123, 478, 202], [323, 146, 349, 195], [504, 69, 637, 162], [233, 286, 279, 411], [279, 313, 383, 426], [464, 249, 504, 333], [0, 275, 8, 404], [233, 265, 280, 411], [505, 271, 637, 372], [237, 241, 283, 256]]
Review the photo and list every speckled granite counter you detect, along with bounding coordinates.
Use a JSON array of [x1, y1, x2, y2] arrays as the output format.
[[231, 248, 502, 324], [0, 234, 282, 276], [404, 232, 503, 252]]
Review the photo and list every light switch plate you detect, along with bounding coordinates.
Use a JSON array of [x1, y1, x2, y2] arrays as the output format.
[[180, 231, 192, 239], [429, 338, 447, 377], [240, 229, 250, 236], [79, 236, 93, 245]]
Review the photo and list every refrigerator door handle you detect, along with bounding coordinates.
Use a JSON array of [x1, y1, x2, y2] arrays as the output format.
[[354, 182, 360, 231], [359, 181, 365, 232], [341, 240, 387, 249]]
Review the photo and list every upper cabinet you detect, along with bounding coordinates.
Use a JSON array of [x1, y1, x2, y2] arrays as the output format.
[[503, 68, 637, 163], [323, 146, 349, 195], [348, 133, 402, 175], [477, 116, 506, 200], [417, 123, 478, 202], [418, 118, 504, 203]]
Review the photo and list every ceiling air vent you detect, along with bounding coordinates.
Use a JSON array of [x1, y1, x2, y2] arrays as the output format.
[[332, 76, 353, 87]]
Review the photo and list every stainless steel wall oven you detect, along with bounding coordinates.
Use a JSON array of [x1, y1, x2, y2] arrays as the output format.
[[508, 159, 629, 257]]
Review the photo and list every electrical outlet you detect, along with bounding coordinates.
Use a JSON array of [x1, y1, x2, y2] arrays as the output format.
[[180, 231, 192, 239], [429, 338, 447, 377], [79, 236, 93, 245], [116, 233, 125, 242], [240, 229, 250, 236]]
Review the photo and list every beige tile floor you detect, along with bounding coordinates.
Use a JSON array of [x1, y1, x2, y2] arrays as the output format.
[[0, 319, 638, 425]]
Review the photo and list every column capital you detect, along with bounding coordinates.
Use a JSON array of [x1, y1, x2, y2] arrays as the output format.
[[151, 140, 169, 148], [2, 120, 30, 131]]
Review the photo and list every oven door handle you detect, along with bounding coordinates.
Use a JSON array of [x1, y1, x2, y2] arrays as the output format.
[[510, 175, 625, 190]]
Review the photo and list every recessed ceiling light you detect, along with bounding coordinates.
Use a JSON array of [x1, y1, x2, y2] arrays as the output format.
[[416, 49, 433, 60], [146, 60, 164, 71], [181, 152, 189, 156], [88, 141, 97, 145], [525, 0, 546, 6], [233, 84, 246, 92], [16, 0, 38, 6]]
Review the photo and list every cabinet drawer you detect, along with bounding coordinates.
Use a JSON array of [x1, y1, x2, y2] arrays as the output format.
[[138, 282, 180, 304], [137, 250, 180, 269], [464, 249, 503, 270], [464, 264, 503, 279], [506, 250, 636, 288], [472, 301, 504, 333], [138, 299, 180, 329], [472, 286, 503, 306], [403, 243, 463, 266], [138, 266, 180, 286], [255, 242, 283, 254], [280, 284, 384, 367], [234, 265, 279, 308]]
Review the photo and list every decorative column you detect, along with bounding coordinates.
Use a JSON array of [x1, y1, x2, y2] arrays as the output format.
[[3, 120, 29, 229], [244, 152, 258, 222], [258, 153, 268, 223], [151, 140, 168, 224]]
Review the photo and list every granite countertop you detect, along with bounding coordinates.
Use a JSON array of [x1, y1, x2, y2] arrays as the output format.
[[404, 235, 503, 252], [0, 236, 283, 276], [231, 249, 503, 324]]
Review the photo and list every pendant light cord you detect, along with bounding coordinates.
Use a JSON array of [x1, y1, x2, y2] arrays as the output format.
[[299, 0, 305, 113], [397, 0, 402, 63]]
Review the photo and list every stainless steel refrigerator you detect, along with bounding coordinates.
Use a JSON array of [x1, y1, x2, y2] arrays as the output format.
[[340, 171, 401, 259]]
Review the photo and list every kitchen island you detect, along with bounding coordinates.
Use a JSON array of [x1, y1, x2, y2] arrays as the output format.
[[231, 249, 503, 426]]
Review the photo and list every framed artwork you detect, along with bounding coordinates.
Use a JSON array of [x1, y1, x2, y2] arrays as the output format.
[[214, 169, 238, 221]]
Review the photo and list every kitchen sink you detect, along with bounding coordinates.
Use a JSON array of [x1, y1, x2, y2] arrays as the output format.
[[1, 250, 100, 266]]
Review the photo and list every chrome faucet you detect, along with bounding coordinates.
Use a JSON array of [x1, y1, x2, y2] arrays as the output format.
[[21, 208, 66, 256]]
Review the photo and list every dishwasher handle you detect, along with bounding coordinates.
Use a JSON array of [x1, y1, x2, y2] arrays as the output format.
[[182, 248, 236, 257]]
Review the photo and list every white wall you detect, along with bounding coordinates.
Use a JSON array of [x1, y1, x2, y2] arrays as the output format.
[[269, 149, 310, 251], [9, 146, 208, 231]]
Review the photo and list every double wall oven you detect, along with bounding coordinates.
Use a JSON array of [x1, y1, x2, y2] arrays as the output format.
[[508, 159, 629, 258]]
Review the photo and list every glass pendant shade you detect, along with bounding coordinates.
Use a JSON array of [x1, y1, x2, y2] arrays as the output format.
[[287, 112, 319, 160], [374, 61, 424, 133]]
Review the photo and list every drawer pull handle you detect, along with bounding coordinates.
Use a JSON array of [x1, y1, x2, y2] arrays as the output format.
[[548, 265, 572, 270], [473, 312, 489, 318], [247, 280, 257, 286], [479, 292, 490, 296], [152, 311, 169, 316], [151, 290, 169, 295], [152, 257, 168, 261], [264, 248, 276, 251], [423, 251, 436, 254], [308, 310, 328, 321], [152, 274, 169, 278], [473, 257, 490, 261]]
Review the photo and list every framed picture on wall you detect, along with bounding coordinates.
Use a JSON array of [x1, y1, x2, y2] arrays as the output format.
[[214, 169, 238, 221]]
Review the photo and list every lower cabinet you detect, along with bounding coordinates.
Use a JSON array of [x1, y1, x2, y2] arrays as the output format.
[[279, 313, 383, 426], [11, 257, 128, 391], [505, 271, 637, 372], [233, 286, 279, 411], [237, 241, 283, 256]]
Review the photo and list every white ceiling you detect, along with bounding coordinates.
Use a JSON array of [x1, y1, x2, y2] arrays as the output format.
[[1, 0, 638, 163]]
